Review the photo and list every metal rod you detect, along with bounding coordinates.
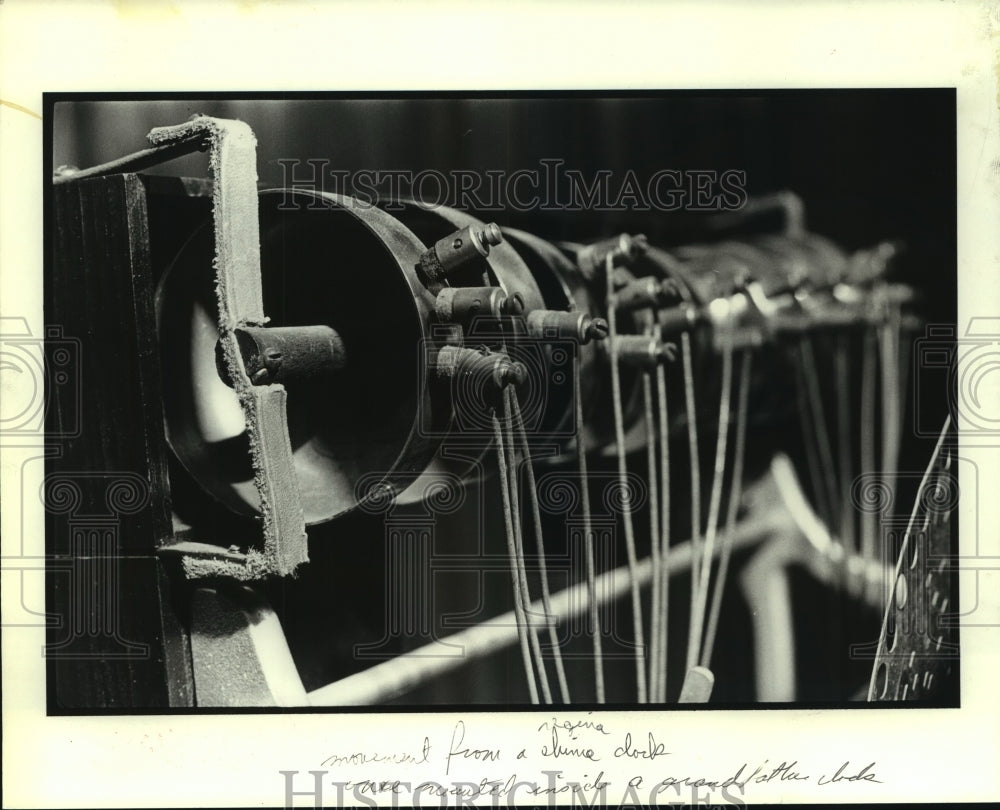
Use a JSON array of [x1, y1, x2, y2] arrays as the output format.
[[644, 368, 663, 699], [512, 390, 571, 703], [52, 135, 208, 184], [503, 387, 552, 703], [799, 337, 841, 526], [794, 342, 832, 527], [701, 350, 752, 668], [860, 328, 878, 563], [681, 330, 702, 678], [491, 408, 539, 704], [835, 335, 855, 557], [573, 353, 605, 703], [605, 254, 647, 703], [655, 363, 671, 702], [307, 512, 789, 706], [687, 329, 734, 672], [879, 310, 903, 508]]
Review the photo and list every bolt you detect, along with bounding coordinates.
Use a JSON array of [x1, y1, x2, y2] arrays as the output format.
[[501, 361, 528, 387], [504, 291, 525, 316], [583, 317, 609, 342]]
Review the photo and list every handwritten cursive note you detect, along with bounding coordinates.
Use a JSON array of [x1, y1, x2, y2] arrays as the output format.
[[537, 712, 607, 761], [446, 720, 501, 775], [296, 716, 885, 807]]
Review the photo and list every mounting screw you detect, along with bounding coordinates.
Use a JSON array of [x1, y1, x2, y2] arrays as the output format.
[[583, 316, 609, 342]]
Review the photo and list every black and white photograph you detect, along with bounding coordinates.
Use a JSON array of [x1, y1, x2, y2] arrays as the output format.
[[44, 92, 959, 711], [2, 3, 998, 809]]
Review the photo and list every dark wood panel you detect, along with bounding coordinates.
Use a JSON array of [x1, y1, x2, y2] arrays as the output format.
[[46, 173, 192, 708]]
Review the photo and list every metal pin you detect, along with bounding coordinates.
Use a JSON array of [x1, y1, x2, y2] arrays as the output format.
[[420, 223, 504, 282]]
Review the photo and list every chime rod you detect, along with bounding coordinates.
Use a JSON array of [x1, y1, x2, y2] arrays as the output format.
[[835, 336, 855, 555], [798, 337, 841, 525], [653, 363, 671, 703], [859, 329, 879, 563], [686, 328, 735, 672], [306, 512, 791, 707], [492, 405, 540, 705], [644, 366, 663, 697], [680, 331, 702, 673], [573, 357, 605, 703], [502, 388, 553, 703], [700, 349, 753, 669], [512, 390, 571, 703], [605, 254, 648, 703]]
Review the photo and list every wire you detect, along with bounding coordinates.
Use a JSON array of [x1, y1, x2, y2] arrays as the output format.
[[860, 328, 878, 564], [835, 334, 855, 557], [492, 405, 539, 704], [573, 351, 605, 703], [879, 309, 903, 503], [687, 325, 734, 672], [308, 510, 786, 706], [794, 341, 833, 527], [51, 135, 208, 185], [503, 386, 552, 703], [701, 349, 752, 668], [799, 337, 841, 527], [643, 366, 663, 699], [654, 363, 671, 702], [511, 389, 571, 703], [605, 253, 648, 703], [681, 330, 702, 682]]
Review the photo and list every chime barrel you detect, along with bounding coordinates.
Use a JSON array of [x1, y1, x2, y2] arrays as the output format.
[[157, 188, 450, 524]]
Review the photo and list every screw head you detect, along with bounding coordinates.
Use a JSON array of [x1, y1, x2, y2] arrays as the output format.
[[501, 361, 528, 387], [584, 317, 609, 342], [504, 291, 525, 316], [480, 223, 503, 247]]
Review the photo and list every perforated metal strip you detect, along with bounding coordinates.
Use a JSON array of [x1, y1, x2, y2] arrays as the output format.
[[867, 417, 956, 701]]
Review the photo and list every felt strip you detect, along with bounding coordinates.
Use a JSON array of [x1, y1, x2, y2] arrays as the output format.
[[149, 116, 308, 578]]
